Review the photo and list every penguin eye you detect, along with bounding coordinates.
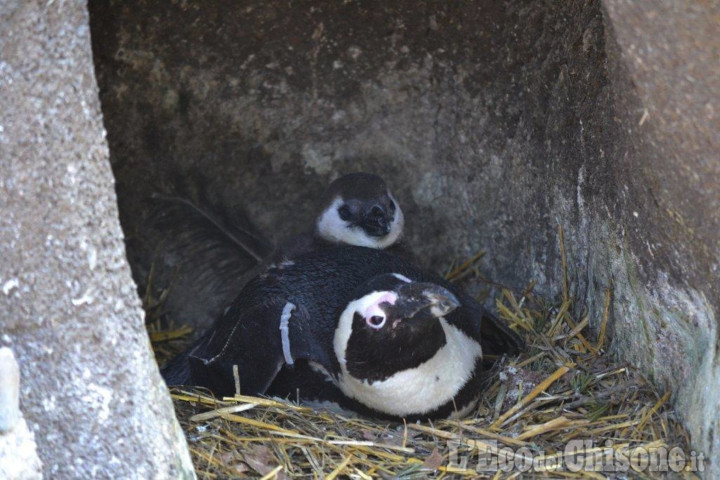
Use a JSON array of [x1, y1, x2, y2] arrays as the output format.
[[338, 205, 353, 221], [366, 315, 386, 329]]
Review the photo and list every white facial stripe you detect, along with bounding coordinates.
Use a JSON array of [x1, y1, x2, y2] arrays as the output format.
[[365, 292, 397, 317], [316, 196, 404, 249], [334, 291, 396, 369], [336, 318, 482, 418]]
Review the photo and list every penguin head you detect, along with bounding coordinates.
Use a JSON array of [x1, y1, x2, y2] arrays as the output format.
[[333, 273, 484, 418], [334, 273, 461, 382], [315, 173, 404, 249]]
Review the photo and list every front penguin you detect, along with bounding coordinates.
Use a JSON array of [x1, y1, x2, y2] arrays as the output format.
[[331, 275, 484, 419], [162, 246, 519, 421]]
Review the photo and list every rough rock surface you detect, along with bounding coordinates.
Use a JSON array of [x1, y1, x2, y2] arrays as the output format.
[[0, 1, 194, 477], [598, 2, 719, 472], [88, 0, 717, 475]]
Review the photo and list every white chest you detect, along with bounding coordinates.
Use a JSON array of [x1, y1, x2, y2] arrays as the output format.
[[336, 319, 482, 417]]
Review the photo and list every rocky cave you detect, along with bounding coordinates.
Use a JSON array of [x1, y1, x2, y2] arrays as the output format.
[[1, 0, 717, 477]]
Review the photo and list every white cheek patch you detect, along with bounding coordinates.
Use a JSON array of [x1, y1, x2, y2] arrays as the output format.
[[316, 198, 353, 244], [336, 318, 483, 418]]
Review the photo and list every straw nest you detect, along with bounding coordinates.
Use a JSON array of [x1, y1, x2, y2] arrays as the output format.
[[149, 232, 698, 479]]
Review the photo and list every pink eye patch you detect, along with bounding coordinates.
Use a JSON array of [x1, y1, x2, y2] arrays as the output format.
[[363, 292, 397, 319]]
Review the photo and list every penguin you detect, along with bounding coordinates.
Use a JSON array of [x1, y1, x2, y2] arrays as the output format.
[[162, 246, 518, 421], [146, 173, 408, 335]]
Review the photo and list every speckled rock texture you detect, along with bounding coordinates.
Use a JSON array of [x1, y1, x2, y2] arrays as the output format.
[[87, 0, 717, 475], [0, 1, 194, 478]]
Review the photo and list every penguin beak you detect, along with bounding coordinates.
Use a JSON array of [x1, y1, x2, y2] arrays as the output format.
[[395, 283, 460, 321], [361, 205, 393, 237]]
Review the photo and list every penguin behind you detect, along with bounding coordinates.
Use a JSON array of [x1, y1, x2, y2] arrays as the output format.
[[162, 246, 516, 421], [145, 173, 407, 335]]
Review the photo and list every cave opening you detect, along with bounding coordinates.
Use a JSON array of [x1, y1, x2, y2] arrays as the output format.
[[86, 0, 717, 476]]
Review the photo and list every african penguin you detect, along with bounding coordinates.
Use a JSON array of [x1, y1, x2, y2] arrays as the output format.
[[146, 173, 407, 336], [162, 246, 513, 421]]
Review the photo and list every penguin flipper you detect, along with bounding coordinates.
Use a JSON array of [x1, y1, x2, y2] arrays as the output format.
[[188, 349, 284, 399], [182, 300, 299, 398], [160, 348, 193, 387], [160, 327, 217, 387]]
